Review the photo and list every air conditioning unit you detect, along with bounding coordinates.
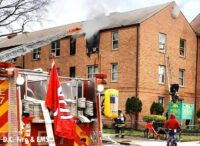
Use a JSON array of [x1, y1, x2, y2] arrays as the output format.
[[35, 54, 40, 59], [159, 44, 164, 49], [92, 47, 98, 52]]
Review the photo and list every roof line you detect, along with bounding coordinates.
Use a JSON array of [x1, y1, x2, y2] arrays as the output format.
[[139, 2, 172, 24]]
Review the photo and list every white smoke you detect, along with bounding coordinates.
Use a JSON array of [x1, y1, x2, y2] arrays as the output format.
[[82, 13, 110, 39], [81, 0, 133, 39], [171, 4, 180, 19]]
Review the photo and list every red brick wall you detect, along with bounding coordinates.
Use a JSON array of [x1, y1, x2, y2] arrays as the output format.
[[196, 37, 200, 112], [14, 27, 138, 111], [139, 3, 197, 119]]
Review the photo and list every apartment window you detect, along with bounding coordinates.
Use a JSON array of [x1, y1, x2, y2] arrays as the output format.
[[112, 31, 118, 49], [159, 33, 166, 52], [51, 40, 60, 57], [87, 65, 98, 79], [158, 65, 165, 84], [70, 66, 76, 77], [180, 39, 186, 57], [11, 58, 17, 63], [179, 69, 185, 86], [158, 96, 164, 105], [111, 63, 118, 82], [32, 48, 41, 60], [70, 38, 76, 55]]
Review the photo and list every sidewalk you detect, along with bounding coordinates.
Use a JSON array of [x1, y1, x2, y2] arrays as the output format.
[[103, 134, 200, 146]]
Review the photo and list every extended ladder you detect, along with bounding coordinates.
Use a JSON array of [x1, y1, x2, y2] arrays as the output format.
[[164, 55, 172, 92]]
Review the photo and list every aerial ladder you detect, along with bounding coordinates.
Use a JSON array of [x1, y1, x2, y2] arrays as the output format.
[[0, 27, 81, 62], [165, 55, 182, 103]]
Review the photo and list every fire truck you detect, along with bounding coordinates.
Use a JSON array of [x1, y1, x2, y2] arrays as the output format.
[[0, 29, 119, 146]]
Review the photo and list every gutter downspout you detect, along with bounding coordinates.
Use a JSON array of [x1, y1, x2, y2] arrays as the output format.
[[136, 25, 140, 97], [195, 37, 199, 121]]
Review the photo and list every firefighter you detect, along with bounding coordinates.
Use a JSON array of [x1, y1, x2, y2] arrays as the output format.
[[114, 110, 126, 138]]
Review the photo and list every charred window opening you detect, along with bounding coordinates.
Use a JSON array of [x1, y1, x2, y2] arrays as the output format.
[[86, 32, 99, 55], [70, 37, 76, 55]]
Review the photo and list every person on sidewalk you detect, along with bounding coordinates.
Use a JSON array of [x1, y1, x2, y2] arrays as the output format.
[[114, 110, 126, 138]]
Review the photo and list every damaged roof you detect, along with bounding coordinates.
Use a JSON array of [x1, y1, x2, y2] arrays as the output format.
[[0, 2, 171, 49], [191, 13, 200, 36]]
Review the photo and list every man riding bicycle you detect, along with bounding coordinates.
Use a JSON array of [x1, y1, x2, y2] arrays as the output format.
[[164, 113, 180, 146]]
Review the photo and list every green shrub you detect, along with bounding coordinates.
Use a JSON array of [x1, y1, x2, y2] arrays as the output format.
[[150, 102, 164, 115], [143, 114, 166, 123], [198, 118, 200, 124], [196, 109, 200, 118]]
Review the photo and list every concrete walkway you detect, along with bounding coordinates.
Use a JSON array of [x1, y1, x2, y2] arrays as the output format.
[[103, 134, 200, 146]]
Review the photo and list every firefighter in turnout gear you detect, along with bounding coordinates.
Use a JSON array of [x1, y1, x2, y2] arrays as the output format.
[[114, 110, 126, 138]]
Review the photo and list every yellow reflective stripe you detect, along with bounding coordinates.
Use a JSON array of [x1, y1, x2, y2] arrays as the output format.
[[0, 122, 8, 131], [74, 142, 78, 146], [75, 125, 90, 145], [0, 100, 8, 117], [0, 80, 8, 89]]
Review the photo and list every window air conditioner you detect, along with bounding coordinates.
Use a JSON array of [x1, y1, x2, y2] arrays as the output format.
[[35, 54, 40, 59], [159, 44, 164, 49], [92, 47, 98, 52]]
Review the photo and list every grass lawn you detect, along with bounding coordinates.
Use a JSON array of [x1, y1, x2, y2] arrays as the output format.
[[103, 128, 200, 142]]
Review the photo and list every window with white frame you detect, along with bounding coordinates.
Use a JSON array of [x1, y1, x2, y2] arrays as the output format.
[[158, 65, 165, 84], [111, 63, 118, 82], [180, 39, 186, 57], [32, 48, 41, 60], [51, 40, 60, 57], [112, 31, 118, 49], [179, 69, 185, 86], [159, 33, 166, 52], [87, 65, 98, 79], [158, 96, 164, 105]]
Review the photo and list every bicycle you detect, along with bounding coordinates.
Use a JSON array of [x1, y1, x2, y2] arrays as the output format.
[[166, 129, 177, 146]]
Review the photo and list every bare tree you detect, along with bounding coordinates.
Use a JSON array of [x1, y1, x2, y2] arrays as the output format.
[[0, 0, 51, 37]]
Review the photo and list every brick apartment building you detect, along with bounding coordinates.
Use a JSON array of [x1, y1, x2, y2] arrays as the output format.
[[0, 2, 199, 120], [191, 14, 200, 111]]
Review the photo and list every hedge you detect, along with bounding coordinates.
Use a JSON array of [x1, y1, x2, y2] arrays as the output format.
[[143, 114, 166, 123]]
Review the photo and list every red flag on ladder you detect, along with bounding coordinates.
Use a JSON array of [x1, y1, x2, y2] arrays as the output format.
[[45, 61, 75, 139]]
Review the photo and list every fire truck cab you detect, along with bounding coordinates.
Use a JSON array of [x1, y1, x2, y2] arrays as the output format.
[[0, 62, 112, 146]]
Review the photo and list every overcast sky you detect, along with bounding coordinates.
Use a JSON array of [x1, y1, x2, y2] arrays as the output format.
[[30, 0, 200, 31]]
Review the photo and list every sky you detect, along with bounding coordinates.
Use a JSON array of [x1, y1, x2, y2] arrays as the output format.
[[29, 0, 200, 31]]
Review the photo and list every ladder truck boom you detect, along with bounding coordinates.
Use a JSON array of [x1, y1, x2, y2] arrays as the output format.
[[0, 27, 81, 62]]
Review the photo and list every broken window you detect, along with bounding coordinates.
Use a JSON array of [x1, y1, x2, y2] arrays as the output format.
[[86, 33, 99, 54], [51, 40, 60, 57]]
